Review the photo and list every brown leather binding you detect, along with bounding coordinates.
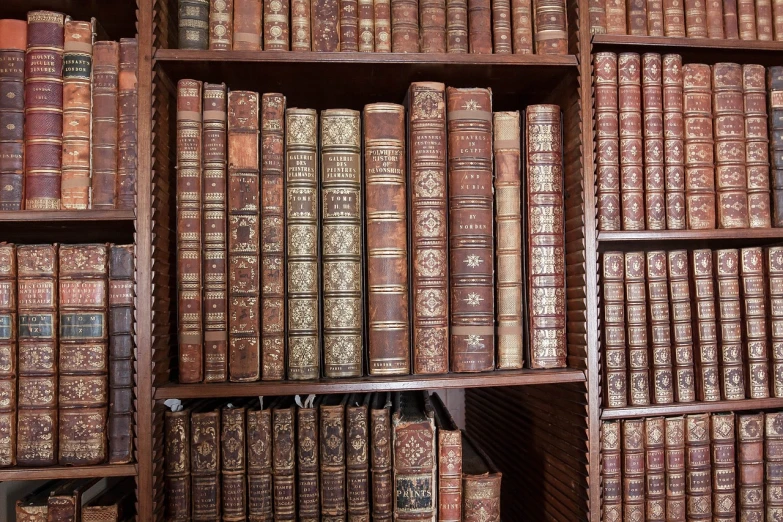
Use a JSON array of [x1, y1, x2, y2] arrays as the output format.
[[117, 38, 138, 210], [690, 249, 720, 402], [646, 250, 674, 404], [606, 0, 627, 33], [738, 413, 764, 521], [758, 0, 775, 38], [645, 417, 666, 521], [663, 54, 686, 229], [684, 0, 708, 36], [47, 478, 101, 522], [738, 0, 756, 38], [264, 0, 290, 49], [347, 394, 371, 521], [292, 0, 312, 50], [0, 243, 15, 467], [723, 0, 740, 37], [272, 401, 296, 520], [705, 0, 724, 37], [209, 0, 234, 49], [0, 20, 26, 210], [625, 251, 650, 406], [667, 250, 696, 403], [431, 392, 462, 522], [247, 401, 273, 520], [601, 421, 622, 521], [594, 52, 621, 231], [370, 393, 393, 522], [179, 0, 211, 49], [589, 0, 606, 33], [233, 0, 263, 50], [468, 0, 492, 53], [714, 249, 745, 400], [358, 0, 375, 51], [447, 0, 469, 52], [766, 412, 783, 518], [191, 402, 221, 520], [375, 0, 393, 51], [320, 395, 348, 520], [769, 67, 783, 227], [622, 419, 645, 520], [492, 0, 512, 53], [742, 64, 772, 228], [533, 0, 568, 53], [297, 401, 320, 521], [602, 252, 627, 408], [421, 0, 447, 52], [710, 412, 736, 520], [740, 247, 770, 398], [221, 404, 247, 520], [643, 53, 665, 230], [648, 0, 665, 34], [665, 416, 686, 520], [685, 413, 712, 519], [512, 0, 534, 52], [340, 0, 360, 50], [91, 41, 120, 209], [165, 407, 191, 521], [663, 0, 685, 35], [768, 247, 783, 397], [619, 52, 645, 231], [461, 431, 502, 522], [627, 0, 648, 34], [683, 63, 716, 229], [392, 0, 421, 51], [312, 0, 340, 51]]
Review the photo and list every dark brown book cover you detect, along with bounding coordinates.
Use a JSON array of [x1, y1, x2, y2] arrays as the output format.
[[619, 52, 645, 231], [0, 20, 26, 210], [743, 64, 772, 228], [392, 0, 420, 51], [767, 246, 783, 397], [191, 401, 222, 520], [723, 0, 739, 36], [264, 0, 290, 49], [359, 0, 375, 50], [512, 0, 534, 51], [247, 400, 274, 520], [627, 0, 648, 34], [468, 0, 492, 53], [663, 0, 685, 36], [341, 0, 360, 50], [594, 52, 621, 231], [179, 0, 210, 49], [421, 0, 447, 52], [297, 397, 319, 521], [738, 413, 764, 521], [645, 417, 665, 521], [221, 403, 246, 520], [667, 250, 696, 403], [292, 0, 313, 50], [532, 0, 567, 53], [602, 252, 627, 408], [710, 412, 736, 520], [646, 250, 674, 404], [738, 0, 756, 38], [431, 392, 462, 522], [714, 249, 745, 400], [769, 67, 783, 227], [665, 416, 686, 521], [91, 41, 120, 210], [117, 38, 138, 210], [370, 393, 393, 522], [690, 249, 720, 402], [663, 53, 686, 229], [741, 247, 770, 399], [685, 413, 711, 519], [461, 430, 501, 522], [758, 0, 774, 38], [165, 407, 191, 521], [642, 53, 665, 230], [16, 480, 58, 521], [0, 243, 15, 466], [684, 0, 708, 36], [775, 0, 783, 39], [606, 0, 627, 33], [705, 0, 724, 37], [446, 0, 469, 52], [602, 421, 622, 521], [347, 394, 371, 521], [209, 0, 234, 49], [375, 0, 393, 51], [320, 394, 348, 520], [622, 419, 645, 521], [233, 0, 263, 49], [589, 0, 607, 33], [625, 251, 650, 406], [648, 0, 665, 34], [766, 412, 783, 520], [47, 478, 101, 522], [683, 63, 716, 230]]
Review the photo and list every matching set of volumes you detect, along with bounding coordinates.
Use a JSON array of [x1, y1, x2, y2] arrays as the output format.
[[602, 247, 783, 410], [0, 243, 135, 467], [602, 411, 783, 521], [0, 11, 138, 211], [15, 477, 135, 522], [164, 391, 501, 521], [175, 79, 567, 384], [178, 0, 567, 53]]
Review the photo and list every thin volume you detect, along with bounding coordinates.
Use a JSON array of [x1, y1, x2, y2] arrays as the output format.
[[758, 0, 774, 39], [191, 402, 221, 520], [492, 0, 513, 53], [723, 0, 739, 36], [264, 0, 290, 49], [618, 52, 645, 231], [642, 53, 665, 230], [179, 0, 210, 48], [165, 407, 191, 521], [766, 412, 783, 519], [705, 0, 723, 37], [0, 20, 26, 210], [233, 0, 263, 50], [601, 421, 622, 521], [663, 0, 685, 35], [533, 0, 568, 54], [737, 413, 764, 521], [622, 419, 645, 521], [346, 395, 371, 520], [589, 0, 607, 33], [663, 54, 686, 229], [91, 41, 120, 209], [685, 413, 712, 520], [117, 38, 139, 210], [340, 0, 360, 50], [468, 0, 493, 53], [602, 252, 627, 408], [627, 0, 648, 34], [312, 0, 340, 51], [690, 249, 720, 402], [292, 0, 311, 50], [646, 251, 674, 404], [297, 402, 319, 521], [710, 413, 736, 521], [738, 0, 756, 38], [272, 401, 296, 520], [370, 394, 393, 521], [606, 0, 627, 33], [740, 247, 770, 398], [247, 401, 274, 520], [769, 67, 783, 226], [461, 431, 502, 521], [645, 417, 665, 521], [742, 64, 772, 227], [447, 0, 469, 51], [375, 0, 392, 51], [320, 395, 348, 520], [221, 404, 247, 520], [392, 0, 421, 51], [665, 416, 686, 520], [683, 63, 716, 229], [209, 0, 234, 49], [667, 250, 696, 403], [0, 244, 14, 467], [714, 249, 745, 400], [625, 251, 650, 406], [775, 0, 783, 39], [648, 0, 665, 34], [594, 52, 621, 231], [431, 392, 461, 522], [512, 0, 534, 52], [358, 0, 375, 50], [421, 0, 447, 52], [768, 247, 783, 397], [684, 0, 708, 36]]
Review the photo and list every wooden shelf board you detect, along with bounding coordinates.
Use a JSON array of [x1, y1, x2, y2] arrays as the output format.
[[592, 34, 783, 52], [598, 228, 783, 243], [601, 397, 783, 419], [0, 464, 137, 482], [155, 369, 586, 399], [0, 210, 135, 223]]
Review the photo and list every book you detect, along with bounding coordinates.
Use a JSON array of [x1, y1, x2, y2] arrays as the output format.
[[321, 109, 363, 378], [447, 87, 494, 372], [233, 0, 263, 49], [645, 417, 665, 521], [628, 0, 648, 34], [512, 0, 534, 52], [685, 413, 711, 519], [594, 52, 621, 231], [117, 38, 139, 210], [47, 478, 101, 521], [619, 52, 645, 231], [359, 0, 375, 51], [468, 0, 493, 53], [710, 412, 736, 520], [392, 0, 421, 52], [407, 82, 449, 375], [165, 406, 191, 521], [663, 0, 685, 35], [690, 249, 721, 402], [60, 20, 94, 210], [320, 394, 348, 520], [532, 0, 567, 53], [421, 0, 447, 52], [738, 413, 764, 521], [602, 252, 627, 408], [264, 0, 290, 49], [0, 243, 14, 466], [766, 412, 783, 520], [775, 0, 783, 38], [664, 416, 686, 520], [340, 0, 360, 50], [667, 250, 695, 403], [312, 0, 340, 51], [625, 251, 650, 406], [209, 0, 234, 49], [82, 478, 136, 521], [642, 53, 666, 230], [589, 0, 606, 33], [622, 419, 645, 520], [364, 102, 410, 376], [742, 64, 772, 228], [179, 0, 211, 48], [738, 0, 756, 38], [370, 393, 393, 521], [375, 0, 392, 51], [601, 420, 622, 521], [191, 400, 222, 520], [663, 53, 686, 230], [221, 403, 246, 519], [683, 63, 716, 229], [247, 398, 274, 520], [446, 0, 469, 52], [648, 0, 665, 32], [758, 0, 775, 38], [769, 67, 783, 226], [724, 0, 740, 36], [297, 395, 319, 521], [646, 250, 674, 404], [346, 394, 371, 520], [431, 392, 462, 522], [461, 430, 501, 522], [714, 249, 746, 400], [91, 41, 120, 210], [705, 0, 724, 37], [741, 247, 770, 399], [16, 480, 58, 520], [260, 93, 286, 381], [606, 0, 627, 33], [0, 19, 26, 210], [768, 246, 783, 397], [285, 108, 320, 380], [227, 90, 261, 382], [292, 0, 312, 50], [685, 0, 708, 36]]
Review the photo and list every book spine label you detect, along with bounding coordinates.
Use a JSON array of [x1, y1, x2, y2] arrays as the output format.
[[273, 406, 296, 520], [179, 0, 210, 49], [623, 419, 645, 521], [221, 406, 247, 519], [625, 251, 650, 405], [533, 0, 568, 53], [346, 403, 370, 519], [297, 407, 320, 521], [233, 0, 263, 50], [768, 247, 783, 397], [665, 416, 686, 520], [663, 0, 685, 35], [684, 0, 708, 36], [109, 244, 134, 464], [667, 250, 696, 403], [738, 413, 764, 520], [512, 0, 534, 51], [647, 251, 674, 404], [321, 404, 347, 518], [340, 0, 360, 50], [91, 42, 120, 210], [392, 0, 421, 51], [191, 410, 221, 519], [447, 0, 469, 52], [0, 244, 15, 467], [209, 0, 234, 49], [714, 249, 746, 400], [741, 247, 770, 398], [359, 0, 375, 50], [264, 0, 290, 49], [371, 405, 393, 521], [643, 53, 665, 230], [117, 38, 138, 210], [595, 52, 621, 231], [628, 0, 648, 34], [683, 64, 716, 229], [0, 21, 26, 210], [292, 0, 313, 50], [421, 0, 447, 52], [602, 252, 627, 408], [645, 417, 666, 521], [663, 54, 686, 229], [247, 409, 274, 519], [690, 249, 720, 402], [601, 421, 622, 521], [375, 0, 392, 51], [619, 53, 645, 231], [742, 64, 772, 228]]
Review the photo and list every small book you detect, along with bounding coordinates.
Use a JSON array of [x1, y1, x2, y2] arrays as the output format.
[[346, 394, 371, 520], [601, 421, 622, 521], [710, 412, 736, 520], [248, 397, 277, 520], [664, 416, 686, 520], [602, 251, 628, 408], [370, 393, 393, 521], [16, 480, 59, 520], [0, 19, 26, 210], [272, 397, 297, 520], [462, 430, 502, 521], [644, 417, 665, 521], [625, 251, 650, 406], [431, 392, 462, 522], [297, 394, 319, 521], [165, 404, 192, 520], [685, 414, 712, 519], [0, 243, 15, 466], [320, 394, 348, 520], [737, 413, 764, 521], [232, 0, 262, 50], [179, 0, 210, 49], [81, 477, 136, 522], [191, 400, 223, 520], [221, 402, 247, 520], [622, 419, 645, 520], [47, 478, 102, 521]]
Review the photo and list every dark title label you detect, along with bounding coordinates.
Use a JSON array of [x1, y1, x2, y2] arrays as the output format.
[[0, 315, 11, 340], [63, 55, 92, 79], [395, 476, 433, 511], [60, 313, 105, 339], [19, 314, 54, 338]]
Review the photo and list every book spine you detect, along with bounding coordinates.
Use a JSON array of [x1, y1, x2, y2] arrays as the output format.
[[370, 403, 393, 521], [191, 408, 221, 520], [264, 0, 290, 49], [769, 67, 783, 226], [321, 109, 363, 378], [714, 249, 746, 400], [233, 0, 263, 50], [768, 247, 783, 397], [642, 53, 665, 230], [602, 252, 627, 408], [663, 0, 685, 35], [176, 79, 204, 383], [741, 247, 770, 398], [738, 413, 765, 521], [468, 0, 492, 53], [273, 405, 296, 520], [346, 402, 370, 520], [408, 82, 449, 375], [667, 250, 696, 403], [392, 0, 421, 51], [683, 63, 716, 229], [24, 11, 66, 210], [285, 108, 320, 380], [685, 413, 712, 520], [179, 0, 210, 48], [622, 419, 645, 521], [625, 251, 650, 406], [438, 428, 462, 522], [606, 0, 627, 33], [619, 52, 645, 230], [493, 111, 524, 369], [0, 20, 26, 210], [228, 91, 261, 382], [742, 64, 772, 228], [447, 87, 494, 372], [447, 0, 469, 51], [648, 0, 665, 34], [627, 0, 648, 34], [221, 406, 246, 519], [663, 54, 686, 229], [723, 0, 740, 36], [261, 93, 286, 381], [665, 416, 686, 520], [710, 412, 736, 521], [512, 0, 534, 51], [0, 244, 14, 467], [589, 0, 607, 33], [421, 0, 447, 52], [766, 412, 783, 519], [247, 409, 274, 519], [202, 83, 228, 383], [645, 417, 666, 521], [16, 244, 58, 467], [60, 20, 93, 210], [375, 0, 393, 51], [117, 38, 138, 210], [463, 473, 501, 521], [210, 0, 234, 49], [738, 0, 756, 38], [91, 41, 120, 209], [297, 406, 320, 521], [690, 249, 720, 402], [775, 0, 783, 38], [684, 0, 708, 36], [758, 0, 775, 38], [705, 0, 724, 37], [341, 0, 360, 50], [359, 0, 375, 50], [165, 410, 191, 521], [601, 421, 622, 521], [646, 251, 674, 404], [594, 52, 621, 231], [321, 403, 347, 519], [392, 406, 436, 521], [533, 0, 568, 53], [365, 103, 410, 376]]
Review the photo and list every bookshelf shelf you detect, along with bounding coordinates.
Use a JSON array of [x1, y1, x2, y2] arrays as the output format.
[[0, 210, 136, 243], [601, 398, 783, 420], [0, 210, 135, 223], [597, 228, 783, 246], [592, 34, 783, 52], [0, 464, 137, 482]]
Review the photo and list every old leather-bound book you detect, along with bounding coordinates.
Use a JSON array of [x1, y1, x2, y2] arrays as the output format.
[[58, 244, 109, 466], [202, 83, 228, 383], [0, 244, 14, 467], [468, 0, 493, 53], [738, 0, 756, 37], [601, 421, 622, 521], [82, 477, 135, 521], [648, 0, 665, 34], [714, 249, 745, 400], [0, 20, 26, 210], [358, 0, 375, 51], [622, 419, 645, 521], [589, 0, 606, 33], [776, 0, 783, 38], [664, 416, 686, 520], [375, 0, 393, 51], [209, 0, 234, 49], [341, 0, 360, 50], [25, 11, 66, 210], [60, 20, 94, 210], [264, 0, 290, 49], [713, 63, 750, 229], [690, 249, 720, 402], [533, 0, 567, 53], [16, 244, 58, 467], [297, 395, 319, 521], [741, 247, 770, 398], [625, 251, 650, 406], [769, 67, 783, 226], [683, 64, 716, 229], [758, 0, 775, 38], [109, 244, 134, 464], [117, 38, 139, 210], [743, 64, 772, 228], [627, 0, 648, 34], [606, 0, 627, 33], [710, 413, 736, 521], [527, 105, 566, 368], [667, 250, 696, 403], [191, 400, 222, 520], [47, 478, 101, 521], [663, 54, 686, 229], [447, 0, 469, 51], [233, 0, 263, 49], [176, 79, 204, 383], [165, 406, 191, 521], [738, 413, 764, 521], [493, 111, 523, 369], [312, 0, 340, 50], [421, 0, 447, 52], [221, 403, 247, 520], [248, 398, 275, 520], [285, 108, 320, 380], [392, 391, 436, 521], [643, 53, 666, 229], [347, 394, 371, 520], [594, 52, 621, 231], [768, 247, 783, 397], [179, 0, 210, 48], [261, 93, 286, 381], [292, 0, 312, 50], [767, 412, 783, 519], [705, 0, 724, 37], [602, 252, 627, 408], [619, 53, 645, 230], [370, 393, 393, 522], [407, 82, 449, 375], [431, 392, 462, 522], [228, 90, 261, 382], [273, 398, 296, 521], [663, 0, 685, 35], [321, 110, 363, 378], [91, 41, 120, 209], [447, 88, 494, 372], [461, 430, 501, 522], [646, 251, 674, 404], [16, 480, 59, 520], [645, 417, 665, 521], [392, 0, 421, 51], [685, 413, 712, 519], [364, 103, 410, 375], [723, 0, 739, 36], [320, 394, 348, 521], [684, 0, 708, 35], [512, 0, 534, 52]]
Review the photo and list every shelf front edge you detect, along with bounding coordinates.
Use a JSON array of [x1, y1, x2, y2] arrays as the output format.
[[0, 463, 138, 481], [601, 397, 783, 419]]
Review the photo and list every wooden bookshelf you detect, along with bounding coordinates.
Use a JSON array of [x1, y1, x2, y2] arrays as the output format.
[[601, 398, 783, 420], [0, 464, 137, 482]]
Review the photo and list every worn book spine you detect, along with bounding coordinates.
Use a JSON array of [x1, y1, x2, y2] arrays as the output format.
[[606, 0, 627, 32], [622, 419, 645, 521], [738, 0, 756, 37], [690, 249, 721, 402], [705, 0, 724, 36], [758, 0, 775, 38], [321, 402, 347, 520], [742, 64, 772, 228], [512, 0, 534, 51], [16, 244, 58, 467], [533, 0, 568, 53], [179, 0, 210, 48], [209, 0, 234, 49], [227, 90, 261, 382], [375, 0, 392, 51], [645, 417, 665, 521], [602, 252, 627, 408], [285, 108, 320, 380], [643, 53, 665, 229], [684, 0, 708, 36], [594, 52, 621, 231], [589, 0, 607, 33], [601, 421, 622, 521], [392, 394, 436, 521], [662, 61, 686, 229], [723, 0, 739, 36], [341, 0, 360, 50], [117, 38, 138, 210], [264, 0, 290, 49], [667, 250, 696, 403], [776, 0, 783, 38], [312, 0, 341, 50], [292, 0, 312, 49], [261, 93, 286, 381], [447, 0, 469, 51], [619, 52, 645, 230], [408, 82, 449, 375], [60, 20, 93, 210], [664, 416, 686, 520], [91, 41, 120, 209], [714, 249, 746, 400], [176, 79, 203, 383], [421, 0, 447, 52], [625, 251, 650, 406], [683, 63, 716, 229], [202, 83, 228, 383], [468, 0, 492, 53], [462, 471, 501, 522], [768, 247, 783, 397], [663, 0, 685, 35], [0, 244, 14, 467], [741, 247, 770, 398], [347, 400, 370, 521], [438, 426, 462, 522], [447, 87, 494, 372], [165, 409, 191, 521], [685, 413, 712, 520], [392, 0, 421, 51], [191, 406, 221, 520], [738, 413, 765, 521], [646, 251, 674, 404], [710, 412, 736, 521], [627, 0, 648, 34], [358, 0, 375, 50], [712, 62, 749, 229], [221, 405, 246, 520], [648, 0, 665, 34], [321, 109, 363, 378], [0, 20, 26, 210], [769, 67, 783, 226], [297, 405, 319, 521], [766, 412, 783, 520], [233, 0, 263, 49], [247, 407, 273, 520], [370, 397, 393, 521], [24, 11, 66, 210]]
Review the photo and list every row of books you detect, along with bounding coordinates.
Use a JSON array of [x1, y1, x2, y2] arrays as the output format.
[[602, 411, 783, 521], [164, 391, 500, 521], [602, 247, 783, 409], [175, 80, 567, 384], [178, 0, 567, 54], [0, 12, 139, 211], [595, 53, 783, 232], [0, 243, 135, 467], [589, 0, 783, 40], [15, 477, 135, 521]]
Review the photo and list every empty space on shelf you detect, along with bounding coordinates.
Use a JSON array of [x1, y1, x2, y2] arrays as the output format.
[[0, 211, 136, 243], [0, 0, 137, 40]]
